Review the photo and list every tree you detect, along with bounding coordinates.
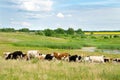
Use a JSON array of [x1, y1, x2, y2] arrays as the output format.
[[0, 28, 15, 32], [54, 28, 65, 34], [19, 28, 29, 32], [44, 29, 55, 36], [35, 30, 44, 35], [67, 28, 75, 35], [76, 28, 84, 35]]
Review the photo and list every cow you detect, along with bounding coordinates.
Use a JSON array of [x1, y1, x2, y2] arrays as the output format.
[[83, 56, 90, 62], [69, 55, 82, 62], [27, 50, 40, 60], [5, 51, 24, 60], [89, 55, 105, 63], [45, 54, 54, 61], [104, 57, 112, 63], [113, 58, 120, 63], [3, 52, 11, 59], [37, 54, 46, 60], [53, 52, 70, 60]]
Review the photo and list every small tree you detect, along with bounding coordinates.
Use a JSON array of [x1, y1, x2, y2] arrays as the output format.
[[76, 28, 84, 35], [67, 28, 75, 35], [44, 29, 55, 36], [54, 28, 65, 34], [35, 30, 44, 35], [90, 32, 94, 35], [19, 28, 29, 32]]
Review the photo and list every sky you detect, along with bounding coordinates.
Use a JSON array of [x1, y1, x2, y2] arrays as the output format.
[[0, 0, 120, 31]]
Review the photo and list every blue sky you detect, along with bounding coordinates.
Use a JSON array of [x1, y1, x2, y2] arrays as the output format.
[[0, 0, 120, 31]]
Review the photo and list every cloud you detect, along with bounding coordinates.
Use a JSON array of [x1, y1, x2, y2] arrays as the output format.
[[56, 13, 72, 18], [11, 0, 53, 11], [56, 13, 64, 18], [11, 21, 31, 26]]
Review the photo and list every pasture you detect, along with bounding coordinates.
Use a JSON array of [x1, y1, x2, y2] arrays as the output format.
[[0, 57, 120, 80], [0, 32, 120, 80]]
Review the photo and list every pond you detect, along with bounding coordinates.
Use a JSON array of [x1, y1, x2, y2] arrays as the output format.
[[97, 49, 120, 54], [81, 47, 120, 54]]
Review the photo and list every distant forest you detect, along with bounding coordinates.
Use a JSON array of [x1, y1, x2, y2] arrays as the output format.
[[0, 28, 119, 37]]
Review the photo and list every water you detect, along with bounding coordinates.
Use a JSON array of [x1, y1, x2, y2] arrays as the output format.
[[99, 49, 120, 54], [81, 47, 120, 54]]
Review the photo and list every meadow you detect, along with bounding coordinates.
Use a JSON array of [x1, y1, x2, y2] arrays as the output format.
[[0, 32, 120, 80], [0, 57, 120, 80]]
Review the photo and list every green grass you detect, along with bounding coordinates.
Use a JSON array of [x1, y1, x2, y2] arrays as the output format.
[[0, 32, 120, 80], [13, 40, 82, 49], [0, 57, 120, 80], [97, 44, 120, 50], [0, 32, 120, 50]]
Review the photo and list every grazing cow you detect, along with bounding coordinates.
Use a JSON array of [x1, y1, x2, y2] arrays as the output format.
[[37, 54, 46, 60], [5, 51, 24, 60], [69, 55, 82, 62], [45, 54, 54, 61], [113, 58, 120, 63], [53, 52, 70, 60], [104, 57, 112, 63], [27, 50, 40, 60], [83, 56, 90, 62], [117, 59, 120, 62], [89, 55, 105, 63], [3, 52, 11, 59]]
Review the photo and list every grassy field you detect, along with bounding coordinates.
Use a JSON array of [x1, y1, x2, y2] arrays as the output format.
[[0, 57, 120, 80], [0, 32, 120, 55], [0, 32, 120, 80]]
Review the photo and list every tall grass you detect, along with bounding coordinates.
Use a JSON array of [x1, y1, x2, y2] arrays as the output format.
[[0, 57, 120, 80], [13, 41, 82, 49], [97, 44, 120, 50], [0, 32, 120, 50]]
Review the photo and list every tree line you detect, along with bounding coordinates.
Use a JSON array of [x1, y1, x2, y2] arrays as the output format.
[[0, 28, 84, 37]]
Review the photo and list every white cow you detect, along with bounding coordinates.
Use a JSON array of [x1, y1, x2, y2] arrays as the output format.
[[83, 56, 90, 62], [27, 50, 40, 60], [37, 54, 46, 60], [89, 55, 105, 63]]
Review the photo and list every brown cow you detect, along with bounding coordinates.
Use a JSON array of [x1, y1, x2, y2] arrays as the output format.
[[53, 52, 70, 60]]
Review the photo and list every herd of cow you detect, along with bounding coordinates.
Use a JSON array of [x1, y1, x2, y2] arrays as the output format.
[[3, 50, 120, 63]]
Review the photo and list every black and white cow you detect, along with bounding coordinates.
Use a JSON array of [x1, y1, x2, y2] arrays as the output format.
[[113, 58, 120, 63], [104, 57, 112, 63], [69, 55, 82, 62], [5, 51, 24, 60], [45, 54, 54, 61]]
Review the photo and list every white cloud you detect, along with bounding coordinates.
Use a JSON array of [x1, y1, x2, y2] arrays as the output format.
[[11, 21, 31, 26], [12, 0, 53, 11], [56, 13, 64, 18], [56, 13, 72, 18]]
